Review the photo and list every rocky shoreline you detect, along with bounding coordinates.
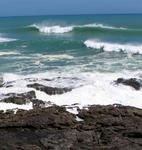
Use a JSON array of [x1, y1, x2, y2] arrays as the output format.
[[0, 77, 142, 149], [0, 104, 141, 150]]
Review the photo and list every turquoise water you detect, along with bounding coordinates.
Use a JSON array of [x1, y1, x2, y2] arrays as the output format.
[[0, 14, 142, 110], [0, 14, 142, 75]]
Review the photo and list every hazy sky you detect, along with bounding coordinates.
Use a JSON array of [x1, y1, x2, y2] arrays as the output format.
[[0, 0, 142, 16]]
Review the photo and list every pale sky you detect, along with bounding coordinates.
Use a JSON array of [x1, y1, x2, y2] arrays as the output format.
[[0, 0, 142, 16]]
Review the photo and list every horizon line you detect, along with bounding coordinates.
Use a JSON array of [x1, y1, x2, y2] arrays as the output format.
[[0, 13, 142, 18]]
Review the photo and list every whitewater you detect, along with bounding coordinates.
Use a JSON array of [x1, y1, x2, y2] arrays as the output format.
[[30, 23, 126, 34], [84, 40, 142, 54], [0, 70, 142, 112], [0, 14, 142, 113]]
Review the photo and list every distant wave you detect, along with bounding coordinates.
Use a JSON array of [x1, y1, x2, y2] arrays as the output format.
[[80, 23, 126, 30], [31, 24, 73, 34], [29, 23, 126, 34], [0, 51, 20, 56], [84, 39, 142, 54], [0, 37, 17, 43]]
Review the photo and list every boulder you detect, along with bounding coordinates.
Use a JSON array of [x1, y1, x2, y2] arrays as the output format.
[[1, 91, 36, 105], [27, 83, 72, 95], [115, 78, 141, 90]]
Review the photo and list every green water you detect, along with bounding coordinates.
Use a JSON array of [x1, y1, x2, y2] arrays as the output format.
[[0, 14, 142, 75]]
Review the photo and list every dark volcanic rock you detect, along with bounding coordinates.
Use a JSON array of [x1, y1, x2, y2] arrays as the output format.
[[0, 106, 76, 129], [27, 83, 72, 95], [0, 105, 142, 149], [0, 90, 52, 109], [18, 144, 42, 150], [77, 105, 142, 149], [1, 91, 36, 105], [115, 78, 141, 90], [32, 99, 47, 109]]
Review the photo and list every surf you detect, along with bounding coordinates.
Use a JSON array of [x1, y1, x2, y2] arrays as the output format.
[[84, 39, 142, 54], [28, 23, 127, 34], [30, 24, 73, 34], [0, 70, 142, 112], [0, 51, 20, 56], [0, 36, 17, 43]]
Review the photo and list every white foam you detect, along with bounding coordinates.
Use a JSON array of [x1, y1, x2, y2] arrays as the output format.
[[32, 24, 73, 34], [1, 71, 142, 113], [0, 102, 33, 112], [31, 23, 126, 34], [33, 60, 44, 66], [84, 40, 142, 54], [2, 73, 24, 83], [35, 71, 142, 109], [0, 51, 20, 56], [81, 23, 126, 30], [0, 37, 17, 43], [35, 54, 74, 61]]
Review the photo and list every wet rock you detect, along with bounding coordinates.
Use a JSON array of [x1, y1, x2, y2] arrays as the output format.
[[32, 99, 46, 109], [31, 99, 53, 109], [0, 105, 142, 149], [124, 130, 142, 138], [115, 78, 141, 90], [0, 84, 3, 88], [19, 144, 42, 150], [27, 83, 72, 95], [78, 105, 142, 149], [1, 91, 36, 105], [0, 106, 76, 129]]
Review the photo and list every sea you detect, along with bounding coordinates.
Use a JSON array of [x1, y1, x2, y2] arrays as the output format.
[[0, 14, 142, 112]]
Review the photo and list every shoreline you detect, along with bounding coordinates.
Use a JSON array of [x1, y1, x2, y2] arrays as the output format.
[[0, 79, 142, 149], [0, 104, 142, 149]]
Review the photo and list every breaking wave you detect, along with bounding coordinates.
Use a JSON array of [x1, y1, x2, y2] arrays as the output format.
[[84, 40, 142, 54], [0, 37, 17, 43], [29, 23, 126, 34], [81, 23, 126, 30], [31, 24, 73, 34], [0, 51, 20, 56]]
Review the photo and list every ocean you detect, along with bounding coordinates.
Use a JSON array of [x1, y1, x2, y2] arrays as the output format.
[[0, 14, 142, 111]]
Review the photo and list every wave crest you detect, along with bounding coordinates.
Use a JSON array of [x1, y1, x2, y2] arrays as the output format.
[[30, 23, 126, 34], [31, 24, 73, 34], [0, 51, 20, 56], [84, 40, 142, 54], [0, 37, 17, 43], [80, 23, 126, 30]]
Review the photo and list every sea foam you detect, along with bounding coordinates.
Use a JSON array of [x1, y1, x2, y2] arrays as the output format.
[[0, 51, 20, 56], [81, 23, 126, 30], [0, 37, 17, 43], [0, 102, 33, 112], [0, 71, 142, 112], [33, 54, 74, 61], [84, 40, 142, 54]]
